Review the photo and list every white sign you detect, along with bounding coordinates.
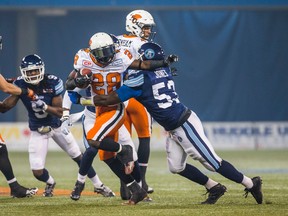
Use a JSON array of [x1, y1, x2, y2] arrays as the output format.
[[0, 121, 287, 151]]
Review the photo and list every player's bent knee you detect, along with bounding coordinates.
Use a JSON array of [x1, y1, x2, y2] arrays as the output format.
[[168, 165, 185, 174], [87, 139, 101, 148]]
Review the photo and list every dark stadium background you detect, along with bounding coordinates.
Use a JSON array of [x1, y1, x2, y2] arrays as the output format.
[[0, 0, 287, 122]]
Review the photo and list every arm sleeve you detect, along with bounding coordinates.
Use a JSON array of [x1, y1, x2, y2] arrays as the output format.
[[55, 79, 64, 96], [62, 88, 82, 109], [116, 85, 142, 102]]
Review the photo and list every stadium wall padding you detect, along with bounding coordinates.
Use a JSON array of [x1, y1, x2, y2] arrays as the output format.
[[0, 8, 287, 122]]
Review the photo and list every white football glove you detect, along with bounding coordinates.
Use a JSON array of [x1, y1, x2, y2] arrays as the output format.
[[61, 110, 72, 135]]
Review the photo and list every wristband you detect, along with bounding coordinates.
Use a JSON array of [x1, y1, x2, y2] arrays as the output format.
[[62, 109, 70, 117], [20, 88, 28, 95], [80, 97, 94, 106]]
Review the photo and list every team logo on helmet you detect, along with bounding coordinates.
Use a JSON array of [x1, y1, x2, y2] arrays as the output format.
[[144, 49, 155, 59], [132, 14, 142, 24]]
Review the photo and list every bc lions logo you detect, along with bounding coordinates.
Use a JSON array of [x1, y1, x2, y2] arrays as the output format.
[[83, 60, 92, 67], [144, 49, 155, 59]]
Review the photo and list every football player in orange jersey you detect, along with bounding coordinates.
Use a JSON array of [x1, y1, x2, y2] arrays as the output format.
[[66, 32, 177, 204], [0, 71, 38, 197], [116, 10, 156, 195]]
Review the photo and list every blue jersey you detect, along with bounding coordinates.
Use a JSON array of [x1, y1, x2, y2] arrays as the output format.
[[14, 74, 63, 131], [117, 67, 189, 131]]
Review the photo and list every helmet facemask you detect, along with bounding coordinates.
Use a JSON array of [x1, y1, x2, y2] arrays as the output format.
[[20, 54, 45, 85], [90, 45, 116, 65], [89, 32, 116, 66]]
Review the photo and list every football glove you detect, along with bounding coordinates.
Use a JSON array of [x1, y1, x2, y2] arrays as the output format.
[[164, 54, 179, 66], [74, 74, 91, 87], [31, 99, 47, 111]]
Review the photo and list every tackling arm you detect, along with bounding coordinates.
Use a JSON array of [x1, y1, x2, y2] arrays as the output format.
[[129, 54, 178, 70], [45, 95, 64, 118], [0, 95, 19, 113], [68, 85, 142, 107], [0, 74, 35, 98], [92, 92, 121, 106]]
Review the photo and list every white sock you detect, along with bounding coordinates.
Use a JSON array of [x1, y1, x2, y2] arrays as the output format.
[[90, 174, 103, 188], [205, 178, 219, 190], [241, 175, 253, 189], [77, 173, 87, 183], [7, 177, 17, 184], [47, 176, 55, 185]]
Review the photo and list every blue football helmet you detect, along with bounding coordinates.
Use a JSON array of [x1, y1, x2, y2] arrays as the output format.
[[20, 54, 45, 85], [138, 42, 165, 61]]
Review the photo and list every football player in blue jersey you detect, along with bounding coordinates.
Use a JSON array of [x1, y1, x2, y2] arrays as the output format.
[[0, 73, 38, 197], [68, 42, 263, 205], [0, 36, 38, 198], [0, 54, 114, 198]]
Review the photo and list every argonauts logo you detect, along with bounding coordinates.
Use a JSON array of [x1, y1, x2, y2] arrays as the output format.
[[144, 49, 155, 59]]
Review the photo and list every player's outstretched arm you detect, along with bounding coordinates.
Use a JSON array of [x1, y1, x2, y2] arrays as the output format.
[[92, 92, 121, 106], [129, 54, 178, 70], [0, 95, 19, 113]]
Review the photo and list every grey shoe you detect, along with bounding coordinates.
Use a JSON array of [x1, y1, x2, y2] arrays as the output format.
[[244, 176, 263, 204], [43, 182, 56, 197], [70, 181, 85, 201], [94, 184, 115, 197], [201, 183, 227, 204], [125, 181, 147, 205]]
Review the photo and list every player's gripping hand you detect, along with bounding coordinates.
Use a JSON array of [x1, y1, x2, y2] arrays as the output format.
[[31, 99, 48, 111], [164, 54, 179, 66], [74, 74, 91, 88], [20, 88, 38, 100], [68, 91, 82, 104], [27, 88, 38, 100]]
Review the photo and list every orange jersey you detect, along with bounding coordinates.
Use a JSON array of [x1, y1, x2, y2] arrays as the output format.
[[117, 34, 151, 138], [74, 48, 134, 97], [117, 34, 147, 59], [73, 48, 133, 160]]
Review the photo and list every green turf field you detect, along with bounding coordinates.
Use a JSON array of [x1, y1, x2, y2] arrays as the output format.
[[0, 150, 287, 216]]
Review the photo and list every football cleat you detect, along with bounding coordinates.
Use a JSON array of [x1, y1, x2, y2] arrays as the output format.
[[70, 181, 85, 201], [94, 184, 115, 197], [201, 183, 227, 204], [11, 185, 38, 198], [147, 186, 154, 194], [43, 182, 56, 197], [123, 181, 148, 205], [244, 176, 263, 204], [126, 188, 148, 205]]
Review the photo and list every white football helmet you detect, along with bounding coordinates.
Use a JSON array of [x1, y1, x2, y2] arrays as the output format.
[[89, 32, 116, 65], [19, 54, 45, 85], [126, 10, 156, 40]]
